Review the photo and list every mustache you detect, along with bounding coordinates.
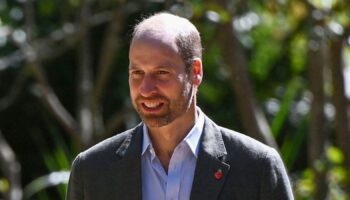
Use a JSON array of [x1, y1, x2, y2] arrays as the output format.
[[135, 94, 168, 102]]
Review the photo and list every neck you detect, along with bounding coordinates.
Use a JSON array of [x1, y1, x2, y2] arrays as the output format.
[[147, 104, 197, 171]]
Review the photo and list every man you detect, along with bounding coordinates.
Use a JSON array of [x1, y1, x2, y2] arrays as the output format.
[[66, 12, 294, 200]]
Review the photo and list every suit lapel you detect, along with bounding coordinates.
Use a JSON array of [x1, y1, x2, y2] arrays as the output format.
[[110, 116, 230, 200], [190, 116, 230, 200], [113, 124, 143, 200]]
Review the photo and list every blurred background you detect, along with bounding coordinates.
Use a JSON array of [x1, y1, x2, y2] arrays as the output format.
[[0, 0, 350, 199]]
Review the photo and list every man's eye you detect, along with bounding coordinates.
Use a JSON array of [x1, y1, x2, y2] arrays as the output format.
[[131, 70, 144, 75], [157, 70, 169, 75]]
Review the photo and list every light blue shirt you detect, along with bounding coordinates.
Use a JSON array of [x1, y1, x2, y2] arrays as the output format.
[[141, 111, 205, 200]]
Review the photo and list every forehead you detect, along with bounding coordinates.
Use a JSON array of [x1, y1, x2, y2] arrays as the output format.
[[128, 35, 185, 70], [129, 33, 178, 58], [132, 28, 178, 49]]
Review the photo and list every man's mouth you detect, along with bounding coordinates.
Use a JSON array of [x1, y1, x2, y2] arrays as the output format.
[[141, 101, 164, 111], [136, 95, 167, 113]]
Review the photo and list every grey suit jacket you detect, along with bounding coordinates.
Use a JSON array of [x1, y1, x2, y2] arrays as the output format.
[[66, 114, 294, 200]]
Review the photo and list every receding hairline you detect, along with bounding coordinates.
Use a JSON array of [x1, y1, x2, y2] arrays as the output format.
[[131, 12, 203, 70], [132, 12, 199, 41]]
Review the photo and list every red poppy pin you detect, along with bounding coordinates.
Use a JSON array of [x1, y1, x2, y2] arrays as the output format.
[[214, 169, 223, 180]]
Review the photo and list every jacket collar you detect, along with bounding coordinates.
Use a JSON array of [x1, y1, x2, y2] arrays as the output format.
[[114, 112, 230, 200], [190, 115, 230, 200], [114, 124, 143, 200], [115, 123, 143, 158]]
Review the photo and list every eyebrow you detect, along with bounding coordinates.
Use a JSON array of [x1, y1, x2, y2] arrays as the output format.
[[128, 62, 175, 69], [128, 63, 138, 69]]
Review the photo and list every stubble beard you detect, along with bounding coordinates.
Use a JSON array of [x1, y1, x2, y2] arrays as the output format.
[[133, 84, 194, 128]]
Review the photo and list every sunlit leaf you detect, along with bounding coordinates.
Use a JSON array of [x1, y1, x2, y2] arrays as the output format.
[[271, 77, 302, 136], [290, 1, 308, 20], [24, 171, 70, 199], [330, 166, 348, 182], [0, 178, 9, 193], [333, 10, 350, 26], [43, 153, 57, 172], [308, 0, 337, 9], [295, 169, 315, 198], [344, 47, 350, 69], [290, 34, 307, 73], [54, 147, 70, 170], [327, 146, 344, 164], [280, 115, 307, 168]]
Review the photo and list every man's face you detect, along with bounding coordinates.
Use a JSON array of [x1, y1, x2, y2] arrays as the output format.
[[128, 36, 194, 128]]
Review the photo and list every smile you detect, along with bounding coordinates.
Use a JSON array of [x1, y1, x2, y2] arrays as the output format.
[[142, 101, 164, 110]]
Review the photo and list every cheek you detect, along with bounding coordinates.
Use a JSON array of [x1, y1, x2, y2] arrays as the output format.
[[129, 78, 141, 90], [129, 81, 138, 97], [177, 75, 192, 90]]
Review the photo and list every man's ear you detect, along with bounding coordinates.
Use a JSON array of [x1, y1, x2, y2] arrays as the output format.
[[192, 58, 203, 86]]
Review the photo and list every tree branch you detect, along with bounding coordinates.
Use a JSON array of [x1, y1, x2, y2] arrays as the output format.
[[18, 0, 82, 146], [330, 36, 350, 173], [0, 68, 27, 111], [208, 0, 278, 149], [0, 11, 114, 71], [307, 27, 328, 200], [0, 130, 22, 200], [218, 21, 278, 149], [93, 8, 126, 108], [76, 0, 95, 147], [22, 44, 81, 146]]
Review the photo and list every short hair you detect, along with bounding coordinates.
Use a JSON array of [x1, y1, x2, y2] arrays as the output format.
[[132, 12, 202, 72]]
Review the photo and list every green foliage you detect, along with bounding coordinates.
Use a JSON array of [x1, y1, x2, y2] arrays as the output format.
[[308, 0, 338, 9], [38, 0, 56, 17], [249, 20, 283, 81], [294, 146, 349, 199], [280, 115, 308, 169], [24, 171, 69, 200], [294, 169, 315, 199], [1, 0, 350, 199], [0, 178, 9, 194], [22, 111, 76, 199], [69, 0, 81, 7], [271, 77, 303, 137], [200, 82, 224, 104], [290, 34, 307, 74], [327, 146, 344, 165]]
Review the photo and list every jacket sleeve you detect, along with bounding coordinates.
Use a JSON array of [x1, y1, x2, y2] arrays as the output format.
[[260, 148, 294, 200], [66, 154, 84, 200]]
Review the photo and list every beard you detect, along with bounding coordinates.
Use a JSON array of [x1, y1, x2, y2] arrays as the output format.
[[133, 84, 194, 128]]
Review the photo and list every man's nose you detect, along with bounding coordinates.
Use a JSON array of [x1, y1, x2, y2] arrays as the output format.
[[139, 74, 157, 97]]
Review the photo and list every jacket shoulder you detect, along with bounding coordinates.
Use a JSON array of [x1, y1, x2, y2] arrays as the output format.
[[67, 125, 143, 200], [216, 126, 293, 199], [79, 125, 141, 161], [218, 126, 278, 161]]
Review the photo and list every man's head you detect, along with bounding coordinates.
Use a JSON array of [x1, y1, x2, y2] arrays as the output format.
[[132, 12, 202, 73], [128, 12, 203, 128]]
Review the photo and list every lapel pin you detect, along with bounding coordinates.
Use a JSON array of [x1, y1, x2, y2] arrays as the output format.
[[214, 169, 223, 180]]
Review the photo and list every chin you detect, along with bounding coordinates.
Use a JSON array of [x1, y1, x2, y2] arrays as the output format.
[[141, 115, 173, 128]]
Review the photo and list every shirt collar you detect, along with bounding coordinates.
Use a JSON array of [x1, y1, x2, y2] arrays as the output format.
[[141, 124, 152, 156], [183, 109, 204, 157], [141, 108, 205, 158]]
